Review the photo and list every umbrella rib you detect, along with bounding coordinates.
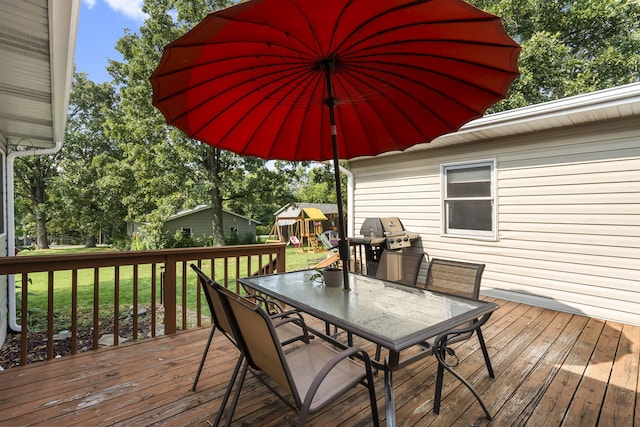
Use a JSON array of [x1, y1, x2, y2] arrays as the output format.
[[332, 0, 431, 54], [157, 62, 314, 125], [338, 65, 468, 139], [210, 6, 320, 58], [340, 16, 513, 55], [346, 53, 518, 98], [330, 75, 391, 155], [268, 72, 325, 160], [191, 67, 322, 150], [152, 48, 315, 80]]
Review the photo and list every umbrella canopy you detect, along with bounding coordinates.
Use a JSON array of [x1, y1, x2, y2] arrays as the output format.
[[150, 0, 520, 288]]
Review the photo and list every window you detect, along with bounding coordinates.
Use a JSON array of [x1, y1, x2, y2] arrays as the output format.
[[229, 226, 238, 239], [181, 227, 192, 238], [441, 160, 496, 239]]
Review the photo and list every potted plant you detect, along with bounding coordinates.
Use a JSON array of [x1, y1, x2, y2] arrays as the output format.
[[321, 266, 343, 288], [310, 261, 343, 287]]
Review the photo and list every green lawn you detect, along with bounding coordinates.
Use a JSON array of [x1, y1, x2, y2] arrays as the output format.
[[16, 245, 330, 331]]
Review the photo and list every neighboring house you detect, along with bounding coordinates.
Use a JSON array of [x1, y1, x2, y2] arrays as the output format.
[[129, 205, 260, 242], [349, 83, 640, 326], [160, 205, 260, 242], [0, 1, 80, 346]]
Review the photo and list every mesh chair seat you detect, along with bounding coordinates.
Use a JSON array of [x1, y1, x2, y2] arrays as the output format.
[[287, 341, 369, 411]]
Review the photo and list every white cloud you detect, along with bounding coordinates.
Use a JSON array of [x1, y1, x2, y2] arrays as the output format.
[[104, 0, 147, 21], [82, 0, 97, 9]]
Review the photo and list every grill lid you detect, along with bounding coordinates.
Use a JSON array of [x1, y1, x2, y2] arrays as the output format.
[[360, 217, 406, 237]]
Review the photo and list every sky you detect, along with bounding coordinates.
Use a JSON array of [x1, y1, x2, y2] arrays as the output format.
[[75, 0, 147, 83]]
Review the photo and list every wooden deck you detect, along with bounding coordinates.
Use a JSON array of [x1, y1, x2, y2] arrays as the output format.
[[1, 297, 639, 426]]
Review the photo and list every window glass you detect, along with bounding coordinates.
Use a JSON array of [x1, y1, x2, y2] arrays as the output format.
[[442, 161, 495, 238]]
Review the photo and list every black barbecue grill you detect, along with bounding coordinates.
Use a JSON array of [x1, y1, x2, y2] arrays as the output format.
[[349, 217, 421, 275]]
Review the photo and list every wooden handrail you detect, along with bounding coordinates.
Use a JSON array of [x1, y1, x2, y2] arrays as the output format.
[[0, 244, 286, 366]]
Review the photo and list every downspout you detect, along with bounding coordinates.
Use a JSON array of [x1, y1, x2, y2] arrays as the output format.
[[7, 142, 63, 332], [338, 165, 354, 238]]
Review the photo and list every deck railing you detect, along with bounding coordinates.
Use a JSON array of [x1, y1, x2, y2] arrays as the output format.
[[0, 244, 286, 366]]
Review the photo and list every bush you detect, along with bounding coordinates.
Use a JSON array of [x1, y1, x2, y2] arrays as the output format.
[[166, 230, 206, 248], [256, 224, 271, 235]]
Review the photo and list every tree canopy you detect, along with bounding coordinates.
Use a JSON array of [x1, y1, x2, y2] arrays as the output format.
[[469, 0, 640, 111]]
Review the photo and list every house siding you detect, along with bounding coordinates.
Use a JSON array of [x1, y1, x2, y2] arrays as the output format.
[[350, 116, 640, 325], [164, 210, 257, 241]]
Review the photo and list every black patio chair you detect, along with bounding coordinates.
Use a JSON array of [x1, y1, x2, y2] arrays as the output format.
[[216, 284, 380, 427]]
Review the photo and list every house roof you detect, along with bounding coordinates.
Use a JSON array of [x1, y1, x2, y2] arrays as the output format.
[[274, 203, 339, 219], [353, 82, 640, 160], [0, 0, 80, 149], [166, 205, 260, 224]]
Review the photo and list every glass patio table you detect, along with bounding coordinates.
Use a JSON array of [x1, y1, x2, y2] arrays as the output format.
[[238, 269, 499, 426]]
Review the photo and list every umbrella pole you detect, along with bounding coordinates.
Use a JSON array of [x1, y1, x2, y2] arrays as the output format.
[[323, 62, 350, 290]]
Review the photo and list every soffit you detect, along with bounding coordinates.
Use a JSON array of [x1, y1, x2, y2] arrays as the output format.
[[0, 0, 79, 150]]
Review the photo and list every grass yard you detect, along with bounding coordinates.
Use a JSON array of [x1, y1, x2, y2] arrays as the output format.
[[15, 245, 332, 332]]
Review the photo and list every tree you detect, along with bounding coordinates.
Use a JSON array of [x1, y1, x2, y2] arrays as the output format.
[[53, 72, 127, 247], [105, 0, 280, 247], [14, 155, 56, 249], [294, 164, 343, 205], [469, 0, 640, 111]]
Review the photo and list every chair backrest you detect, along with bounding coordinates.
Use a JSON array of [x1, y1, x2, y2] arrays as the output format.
[[375, 250, 424, 287], [190, 264, 236, 339], [425, 258, 485, 299], [215, 285, 297, 400]]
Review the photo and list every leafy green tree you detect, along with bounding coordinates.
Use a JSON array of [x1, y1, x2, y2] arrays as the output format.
[[469, 0, 640, 110], [295, 165, 340, 204], [14, 155, 56, 249], [53, 72, 127, 247], [105, 0, 282, 247]]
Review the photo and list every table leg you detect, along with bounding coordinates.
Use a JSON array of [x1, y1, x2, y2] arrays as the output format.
[[383, 359, 396, 427]]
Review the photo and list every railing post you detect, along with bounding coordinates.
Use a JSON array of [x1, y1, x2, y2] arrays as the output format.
[[164, 256, 177, 335], [276, 245, 287, 272]]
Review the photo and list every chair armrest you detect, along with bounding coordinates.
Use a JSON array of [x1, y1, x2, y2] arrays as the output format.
[[244, 294, 285, 315], [302, 347, 373, 409]]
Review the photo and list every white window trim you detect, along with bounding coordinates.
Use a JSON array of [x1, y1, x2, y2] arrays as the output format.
[[440, 159, 497, 241]]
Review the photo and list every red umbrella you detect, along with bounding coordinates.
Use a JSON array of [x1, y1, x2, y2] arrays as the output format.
[[150, 0, 520, 289]]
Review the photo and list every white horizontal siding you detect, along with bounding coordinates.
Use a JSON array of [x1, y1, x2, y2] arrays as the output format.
[[350, 117, 640, 325]]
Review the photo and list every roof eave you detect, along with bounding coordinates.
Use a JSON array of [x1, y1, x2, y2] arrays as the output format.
[[352, 82, 640, 160], [49, 0, 81, 148]]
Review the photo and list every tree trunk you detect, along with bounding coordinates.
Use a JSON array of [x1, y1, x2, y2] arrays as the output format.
[[205, 147, 226, 246], [85, 234, 97, 248], [35, 208, 49, 249]]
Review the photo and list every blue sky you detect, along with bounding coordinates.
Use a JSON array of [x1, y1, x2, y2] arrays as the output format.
[[75, 0, 146, 83]]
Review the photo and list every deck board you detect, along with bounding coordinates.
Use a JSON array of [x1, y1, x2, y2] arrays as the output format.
[[1, 298, 638, 427]]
